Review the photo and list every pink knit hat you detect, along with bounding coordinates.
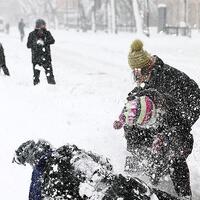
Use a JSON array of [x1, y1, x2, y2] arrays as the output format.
[[124, 96, 156, 126]]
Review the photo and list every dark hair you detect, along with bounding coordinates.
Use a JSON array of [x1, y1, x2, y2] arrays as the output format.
[[36, 19, 46, 28]]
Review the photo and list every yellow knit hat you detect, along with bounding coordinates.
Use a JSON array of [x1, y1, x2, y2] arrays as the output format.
[[128, 39, 151, 69]]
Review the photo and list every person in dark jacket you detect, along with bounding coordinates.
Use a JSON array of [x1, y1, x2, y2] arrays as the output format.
[[18, 18, 25, 42], [5, 23, 10, 34], [13, 139, 180, 200], [0, 42, 10, 76], [27, 19, 56, 85], [114, 39, 200, 200]]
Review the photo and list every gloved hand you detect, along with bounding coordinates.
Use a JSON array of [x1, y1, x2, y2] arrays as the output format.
[[37, 39, 44, 46], [113, 120, 123, 129]]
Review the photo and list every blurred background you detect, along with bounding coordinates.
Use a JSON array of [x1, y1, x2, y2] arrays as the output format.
[[0, 0, 200, 36]]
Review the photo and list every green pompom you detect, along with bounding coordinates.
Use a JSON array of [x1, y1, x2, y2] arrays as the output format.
[[131, 39, 143, 51]]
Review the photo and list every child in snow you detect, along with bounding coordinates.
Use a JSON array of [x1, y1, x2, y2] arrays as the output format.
[[0, 43, 10, 76], [114, 91, 172, 185], [13, 139, 179, 200], [114, 92, 165, 130], [114, 39, 200, 200], [27, 19, 56, 85]]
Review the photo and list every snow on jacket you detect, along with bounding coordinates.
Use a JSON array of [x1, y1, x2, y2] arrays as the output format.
[[14, 140, 179, 200], [29, 144, 113, 200], [27, 29, 55, 65], [124, 56, 199, 153], [29, 152, 52, 200], [131, 56, 200, 127]]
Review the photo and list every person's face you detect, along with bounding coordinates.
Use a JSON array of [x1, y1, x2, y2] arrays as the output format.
[[132, 66, 152, 84], [40, 24, 46, 29]]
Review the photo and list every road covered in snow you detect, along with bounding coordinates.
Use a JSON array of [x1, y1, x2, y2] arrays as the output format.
[[0, 28, 200, 199]]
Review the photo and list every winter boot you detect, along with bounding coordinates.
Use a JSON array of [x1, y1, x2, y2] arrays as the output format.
[[47, 75, 56, 85], [33, 79, 40, 85], [2, 65, 10, 76], [33, 67, 41, 85]]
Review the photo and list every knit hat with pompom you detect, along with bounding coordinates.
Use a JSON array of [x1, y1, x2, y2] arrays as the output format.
[[128, 39, 152, 69]]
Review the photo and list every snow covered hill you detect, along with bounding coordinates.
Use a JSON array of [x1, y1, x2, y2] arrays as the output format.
[[0, 28, 200, 199]]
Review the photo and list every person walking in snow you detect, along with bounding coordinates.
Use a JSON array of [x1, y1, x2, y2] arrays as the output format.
[[0, 42, 10, 76], [13, 139, 180, 200], [18, 18, 25, 42], [27, 19, 56, 85], [113, 39, 200, 200], [5, 23, 10, 34]]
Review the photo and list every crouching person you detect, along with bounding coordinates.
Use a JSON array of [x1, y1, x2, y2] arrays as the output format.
[[0, 42, 10, 76], [113, 39, 200, 200], [27, 19, 56, 85], [13, 139, 179, 200]]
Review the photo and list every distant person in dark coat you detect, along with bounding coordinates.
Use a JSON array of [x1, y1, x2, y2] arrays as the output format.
[[5, 23, 10, 34], [18, 18, 25, 42], [114, 39, 200, 200], [0, 42, 10, 76], [27, 19, 56, 85]]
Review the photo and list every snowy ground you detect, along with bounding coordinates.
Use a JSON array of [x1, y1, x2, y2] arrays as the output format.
[[0, 27, 200, 199]]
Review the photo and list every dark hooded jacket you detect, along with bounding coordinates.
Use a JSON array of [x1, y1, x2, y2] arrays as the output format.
[[27, 29, 55, 65], [28, 144, 113, 200], [125, 56, 200, 153], [39, 145, 179, 200], [15, 140, 179, 200]]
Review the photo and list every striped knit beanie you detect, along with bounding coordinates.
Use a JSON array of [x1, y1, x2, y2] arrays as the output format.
[[124, 96, 156, 126], [128, 39, 152, 69]]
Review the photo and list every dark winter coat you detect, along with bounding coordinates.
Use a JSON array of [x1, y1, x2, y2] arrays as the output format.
[[14, 140, 180, 200], [29, 145, 84, 200], [125, 56, 200, 155], [27, 29, 55, 65], [29, 152, 52, 200], [27, 144, 178, 200], [0, 43, 5, 66], [18, 21, 25, 34], [29, 144, 113, 200]]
